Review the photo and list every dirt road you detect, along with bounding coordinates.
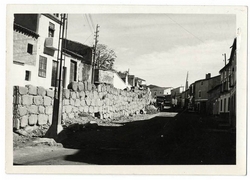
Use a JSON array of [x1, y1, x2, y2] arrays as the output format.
[[13, 111, 236, 165]]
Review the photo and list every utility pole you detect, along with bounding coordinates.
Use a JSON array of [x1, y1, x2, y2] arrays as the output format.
[[91, 24, 100, 84], [45, 14, 68, 141]]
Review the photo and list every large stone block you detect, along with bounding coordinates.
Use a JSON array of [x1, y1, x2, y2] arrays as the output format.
[[26, 85, 37, 95], [89, 106, 94, 113], [80, 100, 86, 106], [18, 107, 27, 116], [37, 86, 46, 96], [38, 106, 45, 114], [83, 106, 89, 113], [68, 113, 75, 119], [65, 106, 72, 113], [33, 96, 43, 105], [22, 95, 33, 105], [46, 89, 54, 98], [63, 89, 70, 99], [38, 114, 48, 125], [71, 92, 76, 99], [72, 107, 78, 113], [78, 82, 84, 91], [48, 114, 53, 124], [85, 98, 91, 106], [63, 99, 70, 105], [28, 115, 37, 125], [45, 106, 53, 115], [18, 86, 28, 95], [70, 98, 75, 105], [44, 96, 52, 106], [20, 115, 28, 127], [13, 118, 20, 130], [94, 106, 99, 113], [93, 91, 98, 99], [75, 99, 80, 107], [68, 82, 78, 91], [79, 91, 85, 98], [28, 105, 38, 114]]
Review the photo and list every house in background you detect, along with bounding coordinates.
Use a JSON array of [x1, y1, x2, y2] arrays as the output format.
[[12, 14, 93, 90], [193, 74, 220, 114], [207, 84, 221, 115], [171, 86, 184, 107], [62, 39, 93, 87], [217, 38, 236, 126], [150, 86, 172, 98]]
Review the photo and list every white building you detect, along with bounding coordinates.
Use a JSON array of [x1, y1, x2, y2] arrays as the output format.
[[12, 14, 93, 89]]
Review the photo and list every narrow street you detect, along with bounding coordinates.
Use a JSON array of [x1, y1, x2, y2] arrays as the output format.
[[14, 111, 236, 165]]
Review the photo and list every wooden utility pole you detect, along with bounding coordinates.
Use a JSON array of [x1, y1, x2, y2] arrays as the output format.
[[91, 24, 100, 83], [45, 14, 68, 141]]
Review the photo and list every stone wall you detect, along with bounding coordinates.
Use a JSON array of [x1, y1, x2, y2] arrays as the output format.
[[13, 85, 54, 130], [13, 82, 152, 130]]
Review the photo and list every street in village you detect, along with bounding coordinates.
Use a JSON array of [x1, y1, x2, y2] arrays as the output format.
[[14, 109, 235, 165], [9, 10, 245, 173]]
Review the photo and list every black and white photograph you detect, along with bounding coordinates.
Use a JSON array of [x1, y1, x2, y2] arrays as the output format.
[[5, 4, 247, 175]]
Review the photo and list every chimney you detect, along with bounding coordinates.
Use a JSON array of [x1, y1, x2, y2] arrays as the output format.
[[206, 73, 211, 79]]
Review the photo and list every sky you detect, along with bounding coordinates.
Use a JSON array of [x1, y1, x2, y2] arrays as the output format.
[[67, 13, 236, 88]]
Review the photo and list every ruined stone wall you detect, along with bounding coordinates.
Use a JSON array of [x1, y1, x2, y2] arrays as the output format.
[[13, 82, 152, 130]]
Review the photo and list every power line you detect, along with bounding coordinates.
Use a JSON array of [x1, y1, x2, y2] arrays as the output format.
[[167, 15, 203, 43], [83, 14, 94, 33], [88, 14, 96, 32]]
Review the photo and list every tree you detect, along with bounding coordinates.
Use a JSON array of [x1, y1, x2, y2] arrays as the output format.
[[95, 44, 117, 70]]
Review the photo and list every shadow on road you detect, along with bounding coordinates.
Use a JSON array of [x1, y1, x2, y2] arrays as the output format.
[[60, 112, 236, 165]]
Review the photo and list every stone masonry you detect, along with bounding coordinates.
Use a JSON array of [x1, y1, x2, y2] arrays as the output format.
[[13, 82, 152, 131]]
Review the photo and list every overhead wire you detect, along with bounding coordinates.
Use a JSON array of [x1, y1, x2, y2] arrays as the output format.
[[167, 15, 203, 43]]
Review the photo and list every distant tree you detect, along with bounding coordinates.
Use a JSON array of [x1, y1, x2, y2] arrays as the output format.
[[95, 44, 117, 70]]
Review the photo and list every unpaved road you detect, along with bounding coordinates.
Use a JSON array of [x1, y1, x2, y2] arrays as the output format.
[[13, 111, 235, 165]]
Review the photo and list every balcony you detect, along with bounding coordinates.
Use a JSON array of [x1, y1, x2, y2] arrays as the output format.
[[45, 37, 58, 50]]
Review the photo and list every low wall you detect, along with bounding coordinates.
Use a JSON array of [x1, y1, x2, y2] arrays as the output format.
[[13, 82, 152, 130]]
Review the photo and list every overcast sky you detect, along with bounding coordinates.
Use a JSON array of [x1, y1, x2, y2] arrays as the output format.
[[67, 14, 236, 88]]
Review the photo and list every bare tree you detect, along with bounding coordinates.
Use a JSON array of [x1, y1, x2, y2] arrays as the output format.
[[96, 44, 117, 70]]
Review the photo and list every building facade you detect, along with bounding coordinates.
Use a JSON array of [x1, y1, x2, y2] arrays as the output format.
[[217, 38, 236, 126], [12, 14, 93, 90]]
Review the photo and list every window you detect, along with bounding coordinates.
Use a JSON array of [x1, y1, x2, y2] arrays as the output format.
[[198, 90, 201, 98], [201, 81, 203, 85], [25, 70, 31, 81], [220, 100, 222, 111], [38, 56, 47, 78], [27, 44, 33, 54], [228, 97, 230, 112], [48, 22, 55, 37], [70, 60, 77, 83]]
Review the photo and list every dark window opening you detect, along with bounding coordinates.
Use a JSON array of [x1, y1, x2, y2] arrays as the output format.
[[70, 60, 77, 83], [48, 22, 55, 37], [25, 70, 31, 81], [198, 90, 201, 98], [220, 100, 223, 111], [228, 97, 231, 111], [38, 56, 47, 78], [27, 44, 33, 54]]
